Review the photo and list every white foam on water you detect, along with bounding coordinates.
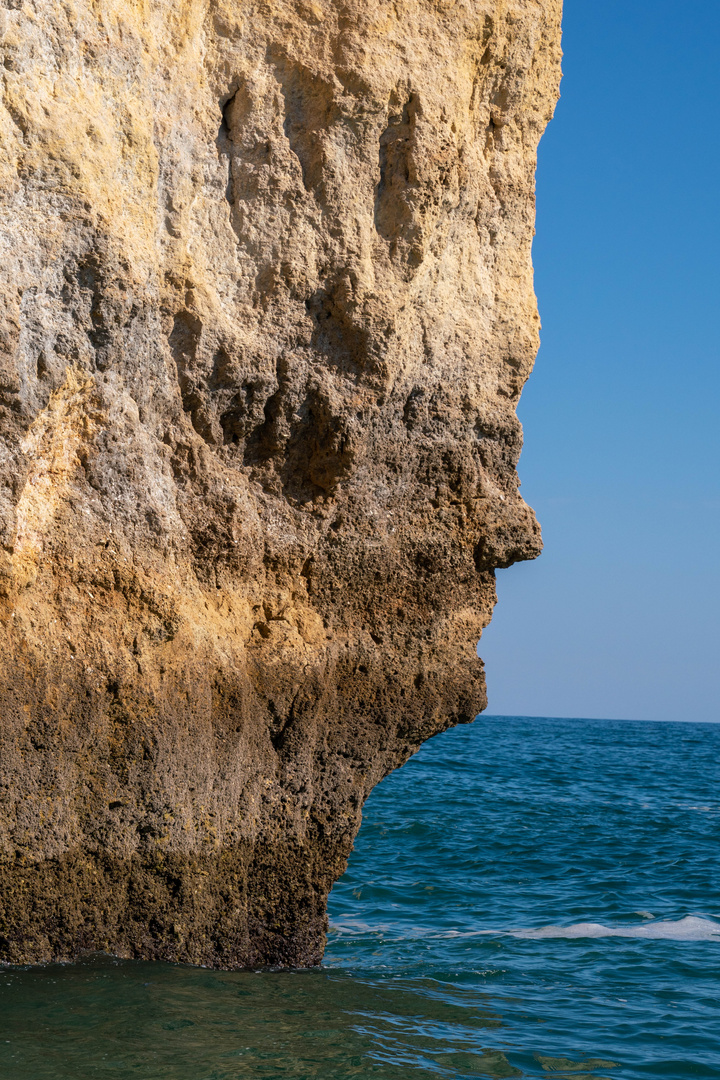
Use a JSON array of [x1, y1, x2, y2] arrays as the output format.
[[328, 918, 376, 934], [330, 915, 720, 944], [511, 915, 720, 941]]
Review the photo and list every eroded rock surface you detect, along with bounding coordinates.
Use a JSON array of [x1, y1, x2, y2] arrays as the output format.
[[0, 0, 561, 967]]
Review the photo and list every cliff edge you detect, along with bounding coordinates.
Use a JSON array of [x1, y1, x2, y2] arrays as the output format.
[[0, 0, 562, 967]]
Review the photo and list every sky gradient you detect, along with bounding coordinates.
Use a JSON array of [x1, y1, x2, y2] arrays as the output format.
[[480, 0, 720, 722]]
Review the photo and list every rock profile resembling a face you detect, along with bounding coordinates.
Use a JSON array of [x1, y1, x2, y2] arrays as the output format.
[[0, 0, 562, 967]]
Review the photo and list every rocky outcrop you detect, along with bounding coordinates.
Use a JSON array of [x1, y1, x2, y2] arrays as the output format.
[[0, 0, 562, 967]]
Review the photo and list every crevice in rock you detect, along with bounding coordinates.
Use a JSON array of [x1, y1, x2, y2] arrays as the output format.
[[276, 62, 336, 195]]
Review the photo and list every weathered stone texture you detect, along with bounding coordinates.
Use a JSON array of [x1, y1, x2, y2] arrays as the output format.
[[0, 0, 561, 966]]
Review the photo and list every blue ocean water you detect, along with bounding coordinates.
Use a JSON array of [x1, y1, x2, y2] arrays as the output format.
[[1, 716, 718, 1078]]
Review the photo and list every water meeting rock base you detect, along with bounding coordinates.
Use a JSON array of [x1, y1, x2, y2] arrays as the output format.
[[0, 0, 562, 967]]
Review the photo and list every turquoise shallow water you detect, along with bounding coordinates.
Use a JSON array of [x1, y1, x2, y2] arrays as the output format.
[[1, 716, 719, 1078]]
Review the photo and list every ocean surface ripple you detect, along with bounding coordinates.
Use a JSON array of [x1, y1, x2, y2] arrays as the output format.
[[1, 716, 719, 1078]]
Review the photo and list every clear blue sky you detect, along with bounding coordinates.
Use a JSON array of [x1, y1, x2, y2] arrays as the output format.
[[480, 0, 720, 722]]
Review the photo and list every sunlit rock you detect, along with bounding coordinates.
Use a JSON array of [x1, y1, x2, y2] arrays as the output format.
[[0, 0, 562, 967]]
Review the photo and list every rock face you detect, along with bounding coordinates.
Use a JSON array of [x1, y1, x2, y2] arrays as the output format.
[[0, 0, 561, 967]]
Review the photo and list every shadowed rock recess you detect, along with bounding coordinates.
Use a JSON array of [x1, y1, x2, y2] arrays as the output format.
[[0, 0, 561, 967]]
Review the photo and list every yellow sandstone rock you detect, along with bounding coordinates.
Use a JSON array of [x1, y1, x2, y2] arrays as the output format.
[[0, 0, 561, 966]]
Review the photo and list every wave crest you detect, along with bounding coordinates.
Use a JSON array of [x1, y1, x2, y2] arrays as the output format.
[[512, 915, 720, 941]]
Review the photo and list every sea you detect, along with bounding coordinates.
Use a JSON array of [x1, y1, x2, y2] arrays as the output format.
[[1, 715, 718, 1079]]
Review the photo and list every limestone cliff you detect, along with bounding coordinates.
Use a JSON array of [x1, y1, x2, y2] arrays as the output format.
[[0, 0, 561, 967]]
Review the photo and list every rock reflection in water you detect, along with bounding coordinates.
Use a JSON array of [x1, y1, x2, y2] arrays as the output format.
[[0, 956, 519, 1079]]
